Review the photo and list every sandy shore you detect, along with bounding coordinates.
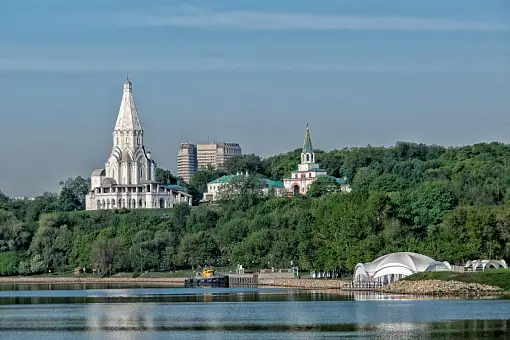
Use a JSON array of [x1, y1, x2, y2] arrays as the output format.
[[0, 276, 186, 285]]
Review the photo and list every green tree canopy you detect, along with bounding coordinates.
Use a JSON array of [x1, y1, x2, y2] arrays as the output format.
[[307, 176, 343, 198]]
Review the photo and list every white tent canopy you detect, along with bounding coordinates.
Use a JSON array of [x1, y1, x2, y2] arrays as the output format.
[[354, 252, 450, 284], [465, 259, 507, 271]]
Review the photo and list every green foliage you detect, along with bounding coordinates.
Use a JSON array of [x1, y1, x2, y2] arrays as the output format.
[[188, 166, 227, 202], [225, 154, 263, 174], [217, 174, 265, 210], [2, 141, 510, 277], [59, 177, 90, 211], [156, 168, 178, 185], [0, 251, 19, 275], [90, 237, 127, 275], [307, 176, 343, 198]]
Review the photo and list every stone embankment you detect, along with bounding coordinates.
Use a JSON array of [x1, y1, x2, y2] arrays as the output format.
[[258, 278, 346, 289], [0, 277, 185, 285], [378, 279, 503, 295]]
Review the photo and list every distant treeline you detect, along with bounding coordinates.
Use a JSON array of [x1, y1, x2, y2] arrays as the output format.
[[1, 141, 510, 276]]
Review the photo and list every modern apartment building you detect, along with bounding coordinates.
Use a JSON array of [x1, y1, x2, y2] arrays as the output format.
[[177, 143, 198, 183], [197, 143, 242, 170], [177, 142, 242, 182]]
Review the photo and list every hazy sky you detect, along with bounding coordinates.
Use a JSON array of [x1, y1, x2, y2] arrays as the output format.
[[1, 0, 509, 196]]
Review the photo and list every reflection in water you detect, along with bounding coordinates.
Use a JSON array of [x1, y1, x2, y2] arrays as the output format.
[[86, 303, 156, 340], [0, 284, 508, 339]]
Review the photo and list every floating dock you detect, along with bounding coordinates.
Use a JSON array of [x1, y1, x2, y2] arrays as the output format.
[[184, 275, 229, 288]]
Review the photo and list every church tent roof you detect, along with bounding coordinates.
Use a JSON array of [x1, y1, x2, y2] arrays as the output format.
[[302, 124, 313, 154]]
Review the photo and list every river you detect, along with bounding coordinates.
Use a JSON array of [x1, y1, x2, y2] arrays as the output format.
[[0, 283, 509, 339]]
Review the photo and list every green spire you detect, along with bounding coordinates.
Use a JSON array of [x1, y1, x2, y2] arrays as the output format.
[[303, 123, 313, 154]]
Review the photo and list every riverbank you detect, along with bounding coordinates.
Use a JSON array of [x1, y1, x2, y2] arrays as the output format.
[[378, 279, 504, 295], [0, 276, 348, 289], [258, 278, 347, 289], [0, 276, 185, 285]]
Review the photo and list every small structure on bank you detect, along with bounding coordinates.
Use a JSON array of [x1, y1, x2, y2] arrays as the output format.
[[464, 259, 508, 271], [354, 252, 451, 285]]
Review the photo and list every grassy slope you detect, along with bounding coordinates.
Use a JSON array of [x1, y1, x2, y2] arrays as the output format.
[[405, 270, 510, 291]]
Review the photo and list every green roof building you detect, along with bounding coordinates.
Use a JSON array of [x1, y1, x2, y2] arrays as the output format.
[[203, 171, 285, 201]]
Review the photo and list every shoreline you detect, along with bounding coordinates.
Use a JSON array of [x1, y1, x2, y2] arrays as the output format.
[[377, 279, 506, 296], [258, 278, 347, 289], [1, 276, 507, 298], [0, 276, 185, 285]]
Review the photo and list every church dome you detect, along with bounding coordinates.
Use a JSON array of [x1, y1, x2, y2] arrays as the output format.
[[102, 177, 117, 186], [91, 168, 106, 177]]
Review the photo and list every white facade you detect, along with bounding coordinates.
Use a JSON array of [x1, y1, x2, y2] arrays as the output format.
[[284, 125, 351, 196], [85, 78, 191, 210], [203, 172, 285, 202], [354, 252, 451, 284], [283, 125, 328, 196]]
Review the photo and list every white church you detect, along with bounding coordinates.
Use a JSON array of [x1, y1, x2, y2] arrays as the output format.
[[85, 78, 192, 210], [283, 125, 351, 196]]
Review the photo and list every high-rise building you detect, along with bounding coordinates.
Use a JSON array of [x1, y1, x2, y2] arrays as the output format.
[[197, 143, 242, 170], [177, 142, 242, 182], [177, 143, 197, 183]]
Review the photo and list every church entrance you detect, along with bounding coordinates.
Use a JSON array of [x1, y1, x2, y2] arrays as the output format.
[[293, 185, 300, 197], [159, 198, 165, 208]]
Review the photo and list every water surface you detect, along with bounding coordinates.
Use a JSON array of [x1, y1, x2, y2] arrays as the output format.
[[0, 283, 508, 339]]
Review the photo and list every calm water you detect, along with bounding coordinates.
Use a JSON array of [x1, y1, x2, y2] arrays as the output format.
[[0, 283, 509, 339]]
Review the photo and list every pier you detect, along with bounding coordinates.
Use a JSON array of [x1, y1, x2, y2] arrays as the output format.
[[228, 273, 259, 286]]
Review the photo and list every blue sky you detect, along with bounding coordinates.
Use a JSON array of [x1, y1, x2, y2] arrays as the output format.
[[0, 0, 509, 196]]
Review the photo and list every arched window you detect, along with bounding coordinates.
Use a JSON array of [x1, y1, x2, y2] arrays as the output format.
[[306, 154, 310, 162], [102, 200, 106, 210], [132, 199, 136, 208], [96, 200, 101, 209], [139, 199, 143, 208]]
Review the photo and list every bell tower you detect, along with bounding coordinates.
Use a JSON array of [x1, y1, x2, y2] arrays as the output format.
[[298, 124, 318, 171]]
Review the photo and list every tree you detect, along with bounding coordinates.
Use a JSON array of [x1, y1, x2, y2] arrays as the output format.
[[90, 237, 127, 275], [59, 177, 90, 211], [130, 230, 159, 272], [0, 251, 19, 275], [307, 176, 343, 198], [176, 232, 220, 269], [188, 166, 226, 202], [0, 210, 32, 252], [408, 181, 457, 228], [25, 192, 60, 222], [156, 168, 178, 185], [217, 174, 265, 210], [225, 154, 263, 175], [0, 190, 8, 204]]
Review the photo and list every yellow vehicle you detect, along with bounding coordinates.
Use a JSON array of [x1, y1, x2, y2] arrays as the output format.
[[201, 266, 215, 278]]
